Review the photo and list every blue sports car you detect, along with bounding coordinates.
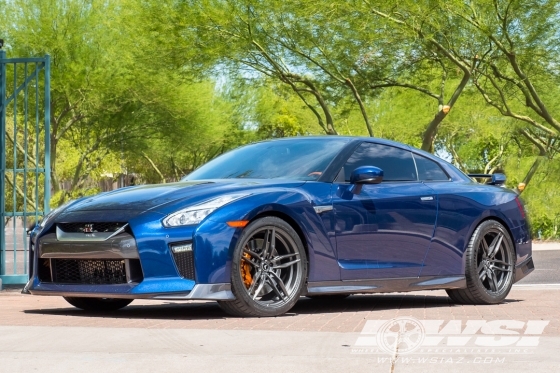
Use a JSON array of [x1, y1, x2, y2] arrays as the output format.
[[24, 136, 534, 317]]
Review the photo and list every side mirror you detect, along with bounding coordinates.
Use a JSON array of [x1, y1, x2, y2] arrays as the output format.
[[349, 166, 383, 194]]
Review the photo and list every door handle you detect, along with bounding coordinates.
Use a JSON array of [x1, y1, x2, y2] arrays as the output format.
[[420, 196, 434, 201]]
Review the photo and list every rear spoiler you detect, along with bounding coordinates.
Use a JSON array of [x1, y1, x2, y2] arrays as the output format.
[[468, 173, 506, 186]]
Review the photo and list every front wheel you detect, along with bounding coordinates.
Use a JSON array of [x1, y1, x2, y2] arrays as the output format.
[[218, 216, 308, 317], [447, 220, 515, 304], [64, 297, 133, 311]]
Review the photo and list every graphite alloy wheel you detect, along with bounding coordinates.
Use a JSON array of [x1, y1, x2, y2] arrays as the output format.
[[446, 220, 515, 304], [218, 216, 307, 317], [63, 297, 133, 311]]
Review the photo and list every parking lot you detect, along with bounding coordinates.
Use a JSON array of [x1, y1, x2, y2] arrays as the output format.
[[1, 245, 559, 373]]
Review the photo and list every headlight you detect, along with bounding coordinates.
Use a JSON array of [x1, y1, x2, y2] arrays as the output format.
[[162, 194, 250, 227], [40, 199, 76, 228]]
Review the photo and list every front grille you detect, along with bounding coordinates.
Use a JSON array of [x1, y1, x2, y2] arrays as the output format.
[[57, 222, 126, 233], [172, 251, 195, 280], [51, 259, 127, 284]]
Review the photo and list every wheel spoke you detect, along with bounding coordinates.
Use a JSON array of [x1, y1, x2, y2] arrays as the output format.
[[478, 262, 486, 280], [261, 229, 270, 254], [242, 249, 261, 267], [487, 270, 499, 292], [270, 228, 276, 257], [247, 270, 263, 296], [272, 258, 301, 269], [242, 255, 260, 268], [269, 271, 290, 298], [261, 228, 275, 259], [488, 259, 509, 266], [267, 273, 288, 301], [487, 233, 504, 259], [491, 265, 512, 273], [252, 273, 267, 300], [477, 261, 485, 273], [243, 247, 260, 259], [480, 238, 490, 258], [271, 253, 299, 262]]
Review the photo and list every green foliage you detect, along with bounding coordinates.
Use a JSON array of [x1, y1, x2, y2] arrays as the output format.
[[4, 0, 560, 239]]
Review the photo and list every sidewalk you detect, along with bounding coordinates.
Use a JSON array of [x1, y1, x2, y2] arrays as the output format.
[[1, 288, 558, 333], [0, 288, 558, 373]]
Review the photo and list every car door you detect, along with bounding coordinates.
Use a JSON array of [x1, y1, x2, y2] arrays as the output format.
[[411, 152, 472, 277], [333, 142, 437, 280]]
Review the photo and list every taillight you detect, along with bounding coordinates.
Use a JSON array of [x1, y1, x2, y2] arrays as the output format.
[[515, 197, 526, 218]]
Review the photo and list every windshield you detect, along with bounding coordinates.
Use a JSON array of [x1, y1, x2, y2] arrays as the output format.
[[184, 138, 349, 181]]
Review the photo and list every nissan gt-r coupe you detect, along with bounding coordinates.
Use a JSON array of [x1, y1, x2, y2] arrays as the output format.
[[24, 136, 534, 317]]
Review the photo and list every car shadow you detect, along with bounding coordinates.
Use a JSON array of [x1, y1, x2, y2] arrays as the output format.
[[22, 293, 524, 320]]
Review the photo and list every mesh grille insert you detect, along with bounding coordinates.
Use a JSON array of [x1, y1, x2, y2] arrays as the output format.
[[52, 259, 127, 284], [57, 222, 126, 233], [172, 251, 195, 280]]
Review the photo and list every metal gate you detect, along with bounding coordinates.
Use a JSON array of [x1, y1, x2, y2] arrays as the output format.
[[1, 47, 51, 285]]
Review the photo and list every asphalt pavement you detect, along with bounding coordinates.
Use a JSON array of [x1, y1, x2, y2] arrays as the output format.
[[517, 249, 560, 284]]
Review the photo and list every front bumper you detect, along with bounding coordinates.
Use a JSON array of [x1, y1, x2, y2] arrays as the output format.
[[25, 211, 239, 301], [25, 281, 234, 300]]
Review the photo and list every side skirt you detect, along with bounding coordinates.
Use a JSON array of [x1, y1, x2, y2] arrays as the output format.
[[306, 275, 466, 295]]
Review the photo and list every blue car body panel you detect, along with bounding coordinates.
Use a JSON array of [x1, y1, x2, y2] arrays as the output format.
[[25, 136, 533, 300], [334, 181, 437, 280]]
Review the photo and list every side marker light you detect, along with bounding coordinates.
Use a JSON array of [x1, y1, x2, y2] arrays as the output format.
[[227, 221, 249, 228]]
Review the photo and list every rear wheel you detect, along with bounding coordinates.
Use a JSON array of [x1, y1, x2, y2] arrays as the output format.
[[63, 297, 133, 311], [446, 220, 515, 304], [218, 217, 307, 317]]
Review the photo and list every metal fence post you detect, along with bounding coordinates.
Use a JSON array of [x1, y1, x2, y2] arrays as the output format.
[[44, 54, 51, 214], [0, 52, 50, 285], [0, 49, 7, 276]]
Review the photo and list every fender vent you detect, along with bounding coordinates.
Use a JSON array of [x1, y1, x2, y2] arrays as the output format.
[[170, 245, 195, 280]]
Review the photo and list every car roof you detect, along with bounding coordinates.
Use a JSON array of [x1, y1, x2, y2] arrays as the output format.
[[261, 136, 471, 182], [260, 135, 407, 148]]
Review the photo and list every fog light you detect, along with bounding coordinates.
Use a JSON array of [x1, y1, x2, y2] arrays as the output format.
[[171, 243, 192, 253]]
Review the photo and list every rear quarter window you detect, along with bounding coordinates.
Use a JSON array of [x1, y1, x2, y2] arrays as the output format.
[[413, 154, 449, 181]]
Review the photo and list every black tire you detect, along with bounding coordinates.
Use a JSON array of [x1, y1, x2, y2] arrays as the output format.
[[446, 220, 515, 304], [218, 216, 308, 317], [63, 297, 133, 311]]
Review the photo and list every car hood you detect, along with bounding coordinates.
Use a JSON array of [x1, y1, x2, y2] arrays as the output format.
[[60, 179, 306, 215]]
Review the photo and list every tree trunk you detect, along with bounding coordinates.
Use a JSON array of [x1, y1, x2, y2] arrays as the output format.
[[50, 134, 60, 193], [517, 154, 545, 194], [421, 110, 448, 152], [346, 78, 373, 137]]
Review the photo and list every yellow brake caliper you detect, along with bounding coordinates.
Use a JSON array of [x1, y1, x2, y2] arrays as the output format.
[[241, 252, 253, 288]]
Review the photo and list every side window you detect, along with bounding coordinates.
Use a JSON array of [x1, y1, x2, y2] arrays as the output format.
[[413, 154, 449, 181], [342, 143, 417, 182]]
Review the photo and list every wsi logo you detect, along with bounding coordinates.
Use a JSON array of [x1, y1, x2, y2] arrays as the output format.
[[354, 317, 549, 354]]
